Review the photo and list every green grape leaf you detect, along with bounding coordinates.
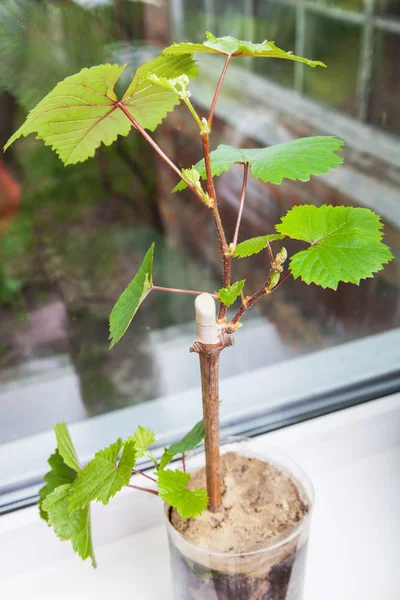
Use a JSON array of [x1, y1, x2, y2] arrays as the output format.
[[163, 31, 325, 67], [173, 137, 344, 193], [42, 484, 96, 567], [159, 420, 205, 470], [129, 425, 156, 459], [54, 422, 81, 472], [157, 470, 208, 519], [4, 55, 198, 165], [109, 243, 154, 348], [276, 205, 393, 290], [39, 450, 77, 522], [68, 439, 137, 511], [233, 234, 285, 258], [218, 280, 245, 307]]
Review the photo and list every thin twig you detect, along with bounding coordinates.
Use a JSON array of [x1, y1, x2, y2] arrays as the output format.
[[267, 241, 275, 265], [152, 285, 218, 298], [182, 452, 186, 473], [232, 163, 249, 250], [208, 55, 232, 128], [126, 484, 158, 496], [117, 103, 204, 204], [132, 469, 157, 483], [229, 270, 292, 326]]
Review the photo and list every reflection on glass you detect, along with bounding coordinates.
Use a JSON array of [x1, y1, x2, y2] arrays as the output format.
[[254, 0, 296, 88], [183, 0, 207, 43], [307, 0, 364, 11], [0, 0, 399, 454], [215, 0, 249, 39], [303, 13, 361, 115], [375, 0, 400, 21], [368, 30, 400, 135]]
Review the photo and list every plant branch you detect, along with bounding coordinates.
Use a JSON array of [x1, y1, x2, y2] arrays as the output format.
[[117, 103, 204, 204], [229, 269, 292, 326], [232, 163, 249, 251], [267, 241, 275, 265], [132, 468, 157, 483], [183, 97, 204, 131], [193, 343, 223, 511], [201, 133, 231, 320], [208, 55, 232, 128], [152, 285, 218, 298], [126, 483, 158, 496]]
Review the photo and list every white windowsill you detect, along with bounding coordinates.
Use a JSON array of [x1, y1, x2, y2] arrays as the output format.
[[1, 393, 399, 599]]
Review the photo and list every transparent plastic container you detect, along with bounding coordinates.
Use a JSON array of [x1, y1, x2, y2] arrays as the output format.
[[165, 438, 314, 600]]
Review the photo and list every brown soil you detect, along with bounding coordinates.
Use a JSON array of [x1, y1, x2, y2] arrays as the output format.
[[171, 452, 309, 555]]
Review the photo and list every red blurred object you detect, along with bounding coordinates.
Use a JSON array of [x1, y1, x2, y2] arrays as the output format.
[[0, 158, 21, 235]]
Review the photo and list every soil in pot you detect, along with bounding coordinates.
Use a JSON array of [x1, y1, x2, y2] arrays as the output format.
[[168, 451, 310, 600]]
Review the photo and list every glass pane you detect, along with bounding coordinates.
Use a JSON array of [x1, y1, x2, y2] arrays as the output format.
[[253, 0, 296, 88], [309, 0, 365, 11], [215, 0, 249, 39], [183, 0, 207, 42], [1, 0, 400, 505], [303, 13, 361, 115], [368, 30, 400, 136], [375, 0, 400, 21]]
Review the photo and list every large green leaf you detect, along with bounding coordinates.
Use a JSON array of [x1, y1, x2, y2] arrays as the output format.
[[54, 422, 81, 472], [160, 420, 205, 470], [42, 484, 96, 567], [39, 450, 77, 522], [109, 243, 154, 348], [276, 205, 393, 290], [233, 234, 285, 258], [163, 31, 325, 67], [4, 55, 198, 165], [173, 137, 344, 192], [68, 439, 137, 511], [157, 469, 208, 519]]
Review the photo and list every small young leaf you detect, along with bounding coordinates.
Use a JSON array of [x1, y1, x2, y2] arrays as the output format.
[[54, 422, 81, 472], [173, 137, 344, 192], [159, 420, 205, 470], [39, 450, 77, 522], [146, 73, 190, 99], [276, 205, 393, 290], [109, 243, 154, 348], [68, 439, 137, 511], [42, 484, 96, 567], [130, 425, 156, 459], [4, 55, 198, 165], [233, 234, 285, 258], [163, 31, 325, 67], [218, 280, 245, 307], [157, 470, 208, 519]]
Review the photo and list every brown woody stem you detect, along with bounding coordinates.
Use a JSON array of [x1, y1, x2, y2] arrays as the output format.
[[198, 345, 223, 511], [201, 133, 230, 320]]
